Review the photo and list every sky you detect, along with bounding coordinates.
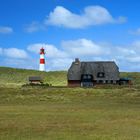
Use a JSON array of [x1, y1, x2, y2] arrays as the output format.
[[0, 0, 140, 71]]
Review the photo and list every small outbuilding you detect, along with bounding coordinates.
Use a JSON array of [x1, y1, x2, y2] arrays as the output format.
[[119, 77, 132, 85], [28, 76, 43, 84], [67, 58, 120, 87]]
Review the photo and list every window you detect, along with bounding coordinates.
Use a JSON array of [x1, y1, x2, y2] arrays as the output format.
[[87, 75, 91, 79], [97, 72, 105, 78], [81, 74, 93, 82]]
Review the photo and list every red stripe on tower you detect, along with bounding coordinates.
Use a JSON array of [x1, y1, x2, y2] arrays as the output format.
[[40, 59, 45, 64]]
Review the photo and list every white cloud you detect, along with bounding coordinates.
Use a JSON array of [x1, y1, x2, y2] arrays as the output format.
[[132, 40, 140, 46], [124, 41, 140, 55], [0, 48, 36, 70], [45, 6, 126, 28], [62, 38, 140, 65], [26, 39, 112, 70], [116, 47, 136, 56], [0, 26, 13, 34], [0, 47, 3, 55], [0, 47, 29, 69], [132, 40, 140, 52], [27, 39, 110, 59], [61, 38, 110, 57], [126, 56, 140, 63], [27, 43, 67, 58], [46, 58, 73, 71], [24, 21, 44, 33], [1, 48, 28, 59], [111, 41, 140, 64], [3, 58, 38, 70], [129, 28, 140, 35]]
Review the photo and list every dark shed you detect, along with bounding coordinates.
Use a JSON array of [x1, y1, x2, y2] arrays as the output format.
[[28, 76, 43, 84], [67, 59, 120, 87]]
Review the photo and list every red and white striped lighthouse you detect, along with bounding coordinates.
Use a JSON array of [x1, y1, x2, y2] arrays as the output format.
[[39, 48, 45, 71]]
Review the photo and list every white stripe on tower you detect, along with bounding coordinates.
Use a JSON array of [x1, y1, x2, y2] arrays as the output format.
[[40, 54, 45, 59], [39, 48, 45, 71], [39, 64, 45, 71]]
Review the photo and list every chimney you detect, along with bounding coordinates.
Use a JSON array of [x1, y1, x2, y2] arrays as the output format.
[[74, 58, 80, 64]]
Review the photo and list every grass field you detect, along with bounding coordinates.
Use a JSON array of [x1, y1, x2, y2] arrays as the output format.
[[0, 67, 140, 140], [0, 67, 67, 87]]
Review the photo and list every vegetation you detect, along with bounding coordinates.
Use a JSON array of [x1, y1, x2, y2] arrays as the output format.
[[0, 67, 140, 87], [0, 67, 140, 140], [0, 67, 67, 87]]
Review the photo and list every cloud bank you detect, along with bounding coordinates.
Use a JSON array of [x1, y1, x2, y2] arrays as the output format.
[[1, 38, 140, 71], [26, 38, 140, 71], [0, 48, 28, 59]]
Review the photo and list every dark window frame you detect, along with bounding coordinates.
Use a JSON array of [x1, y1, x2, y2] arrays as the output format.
[[81, 74, 93, 82]]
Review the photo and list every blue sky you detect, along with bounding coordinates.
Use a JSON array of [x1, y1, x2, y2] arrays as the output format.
[[0, 0, 140, 71]]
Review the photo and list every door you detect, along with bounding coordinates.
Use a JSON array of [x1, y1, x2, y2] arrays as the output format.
[[81, 74, 93, 87]]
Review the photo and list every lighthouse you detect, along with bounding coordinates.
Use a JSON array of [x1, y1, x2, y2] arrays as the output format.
[[39, 48, 45, 71]]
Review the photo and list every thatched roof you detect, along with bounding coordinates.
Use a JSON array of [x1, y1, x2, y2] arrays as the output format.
[[29, 76, 42, 81], [68, 60, 119, 81]]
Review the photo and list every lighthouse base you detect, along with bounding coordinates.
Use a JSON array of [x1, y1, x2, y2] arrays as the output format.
[[39, 64, 45, 71]]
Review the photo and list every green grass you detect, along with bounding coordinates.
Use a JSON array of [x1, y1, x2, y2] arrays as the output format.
[[0, 87, 140, 140], [0, 67, 67, 87], [0, 67, 140, 140]]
